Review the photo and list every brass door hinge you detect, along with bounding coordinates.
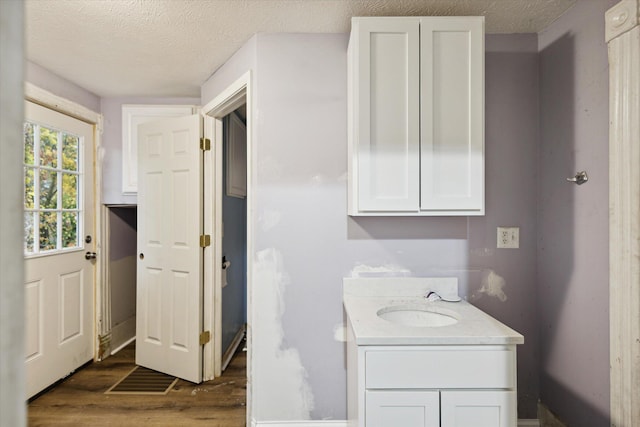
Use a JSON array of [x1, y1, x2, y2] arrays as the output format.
[[199, 234, 211, 247], [200, 138, 211, 151], [199, 330, 211, 345]]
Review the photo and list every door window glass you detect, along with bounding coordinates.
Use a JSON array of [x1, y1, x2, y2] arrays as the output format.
[[24, 121, 82, 255]]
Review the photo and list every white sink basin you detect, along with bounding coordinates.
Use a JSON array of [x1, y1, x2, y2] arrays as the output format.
[[377, 305, 458, 328]]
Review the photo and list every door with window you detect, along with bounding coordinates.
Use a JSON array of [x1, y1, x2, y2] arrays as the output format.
[[23, 101, 96, 398]]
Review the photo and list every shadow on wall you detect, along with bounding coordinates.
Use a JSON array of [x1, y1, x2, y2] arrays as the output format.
[[538, 32, 607, 426], [538, 32, 576, 352], [539, 373, 610, 427], [347, 217, 468, 240]]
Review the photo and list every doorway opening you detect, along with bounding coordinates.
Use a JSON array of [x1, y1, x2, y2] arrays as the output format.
[[202, 70, 252, 422], [220, 105, 248, 371], [102, 205, 137, 357]]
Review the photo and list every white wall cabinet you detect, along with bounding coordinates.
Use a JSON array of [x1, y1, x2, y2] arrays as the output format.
[[348, 17, 484, 216], [121, 104, 196, 194], [225, 112, 247, 198]]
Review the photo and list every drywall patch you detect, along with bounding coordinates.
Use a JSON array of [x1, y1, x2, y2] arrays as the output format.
[[258, 155, 283, 181], [349, 263, 412, 278], [333, 324, 347, 342], [252, 248, 315, 420], [478, 269, 508, 302], [470, 247, 496, 257], [258, 210, 282, 232], [310, 174, 326, 186]]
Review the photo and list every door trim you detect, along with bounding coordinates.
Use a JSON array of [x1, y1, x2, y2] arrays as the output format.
[[606, 1, 640, 425], [25, 82, 104, 362], [202, 71, 252, 420]]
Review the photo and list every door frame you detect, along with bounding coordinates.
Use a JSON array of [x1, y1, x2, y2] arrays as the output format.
[[606, 1, 640, 425], [24, 82, 104, 362], [201, 71, 252, 416]]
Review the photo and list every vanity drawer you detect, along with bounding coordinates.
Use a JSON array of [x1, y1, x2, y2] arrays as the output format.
[[365, 347, 516, 389]]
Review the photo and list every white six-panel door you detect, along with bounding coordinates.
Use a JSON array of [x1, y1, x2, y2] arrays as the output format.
[[24, 101, 95, 398], [136, 115, 203, 383]]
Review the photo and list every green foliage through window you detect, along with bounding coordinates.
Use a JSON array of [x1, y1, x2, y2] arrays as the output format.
[[24, 121, 82, 255]]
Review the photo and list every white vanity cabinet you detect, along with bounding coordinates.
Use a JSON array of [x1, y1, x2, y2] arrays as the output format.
[[347, 17, 484, 216], [347, 329, 518, 427]]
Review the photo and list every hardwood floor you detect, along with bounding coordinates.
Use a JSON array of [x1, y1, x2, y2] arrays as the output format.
[[28, 343, 247, 426]]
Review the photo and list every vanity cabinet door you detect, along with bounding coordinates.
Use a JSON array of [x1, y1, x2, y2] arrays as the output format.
[[440, 390, 516, 427], [366, 390, 439, 427], [348, 17, 421, 213]]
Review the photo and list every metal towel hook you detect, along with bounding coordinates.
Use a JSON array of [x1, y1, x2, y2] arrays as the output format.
[[567, 171, 589, 185]]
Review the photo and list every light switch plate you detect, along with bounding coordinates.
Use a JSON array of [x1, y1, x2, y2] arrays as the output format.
[[497, 227, 519, 249]]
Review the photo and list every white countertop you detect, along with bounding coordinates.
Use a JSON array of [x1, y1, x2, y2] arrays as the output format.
[[343, 277, 524, 346]]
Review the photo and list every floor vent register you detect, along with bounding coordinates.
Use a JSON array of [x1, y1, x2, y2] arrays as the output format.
[[105, 366, 178, 395]]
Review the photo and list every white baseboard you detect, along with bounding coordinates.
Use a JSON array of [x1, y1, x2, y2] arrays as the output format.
[[252, 422, 347, 427], [252, 420, 537, 427], [110, 316, 136, 354], [222, 324, 246, 371]]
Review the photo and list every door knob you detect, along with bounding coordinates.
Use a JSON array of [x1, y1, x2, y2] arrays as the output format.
[[567, 171, 588, 185], [85, 251, 97, 260]]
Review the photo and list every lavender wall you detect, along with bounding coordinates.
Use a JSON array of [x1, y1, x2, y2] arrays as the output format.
[[203, 32, 541, 421], [26, 60, 100, 112], [480, 33, 540, 416], [537, 1, 614, 425], [200, 35, 257, 104]]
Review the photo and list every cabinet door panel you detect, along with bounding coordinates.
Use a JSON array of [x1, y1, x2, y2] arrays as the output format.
[[441, 390, 516, 427], [420, 18, 484, 213], [366, 390, 439, 427], [354, 18, 420, 212]]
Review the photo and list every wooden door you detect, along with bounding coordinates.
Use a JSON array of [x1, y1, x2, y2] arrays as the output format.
[[24, 101, 95, 398], [136, 115, 204, 383]]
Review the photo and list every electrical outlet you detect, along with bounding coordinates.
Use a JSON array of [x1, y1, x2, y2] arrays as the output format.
[[497, 227, 519, 249]]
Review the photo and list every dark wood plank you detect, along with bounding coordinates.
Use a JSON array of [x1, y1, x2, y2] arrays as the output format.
[[28, 343, 247, 426]]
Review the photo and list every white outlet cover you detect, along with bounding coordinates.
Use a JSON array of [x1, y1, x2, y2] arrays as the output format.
[[497, 227, 519, 249]]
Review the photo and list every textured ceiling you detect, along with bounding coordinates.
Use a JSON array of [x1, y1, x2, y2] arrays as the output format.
[[25, 0, 576, 98]]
